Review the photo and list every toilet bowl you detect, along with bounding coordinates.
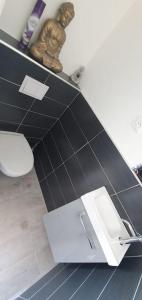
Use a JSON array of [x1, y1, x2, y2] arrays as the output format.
[[0, 131, 34, 177]]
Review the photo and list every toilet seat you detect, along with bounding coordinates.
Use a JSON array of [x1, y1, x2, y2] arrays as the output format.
[[0, 131, 34, 177]]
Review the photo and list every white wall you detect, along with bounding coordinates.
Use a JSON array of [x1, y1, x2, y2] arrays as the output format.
[[0, 0, 5, 15], [80, 0, 142, 169], [0, 0, 136, 74]]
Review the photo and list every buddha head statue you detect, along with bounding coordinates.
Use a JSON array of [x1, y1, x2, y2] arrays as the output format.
[[56, 2, 75, 28]]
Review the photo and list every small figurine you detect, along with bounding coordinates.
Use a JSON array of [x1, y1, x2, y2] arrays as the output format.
[[30, 2, 75, 73]]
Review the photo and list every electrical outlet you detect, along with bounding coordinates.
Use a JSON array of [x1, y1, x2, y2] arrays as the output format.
[[131, 116, 142, 134]]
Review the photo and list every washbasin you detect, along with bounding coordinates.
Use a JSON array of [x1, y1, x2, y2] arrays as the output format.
[[81, 187, 130, 266], [43, 187, 131, 266]]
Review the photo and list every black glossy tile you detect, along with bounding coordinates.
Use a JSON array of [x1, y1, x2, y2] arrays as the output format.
[[35, 142, 53, 176], [21, 264, 64, 299], [77, 145, 114, 195], [50, 265, 95, 300], [110, 195, 142, 256], [23, 111, 56, 130], [61, 109, 86, 152], [47, 172, 65, 208], [65, 155, 89, 197], [91, 131, 137, 193], [43, 132, 62, 169], [51, 121, 73, 161], [31, 97, 65, 118], [34, 155, 45, 182], [56, 165, 77, 203], [18, 125, 47, 138], [45, 74, 79, 105], [27, 137, 40, 149], [71, 94, 104, 141], [0, 102, 26, 123], [118, 186, 142, 234], [100, 258, 142, 300], [40, 179, 55, 211], [0, 43, 48, 84], [111, 195, 128, 220], [72, 264, 114, 300], [29, 264, 79, 300], [0, 77, 34, 110], [0, 120, 18, 132]]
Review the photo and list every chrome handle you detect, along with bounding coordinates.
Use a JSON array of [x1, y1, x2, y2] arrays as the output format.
[[80, 212, 96, 249], [122, 219, 136, 237], [120, 219, 142, 245]]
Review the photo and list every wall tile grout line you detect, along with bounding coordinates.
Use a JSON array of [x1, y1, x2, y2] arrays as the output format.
[[44, 95, 67, 107], [50, 132, 78, 198], [67, 107, 139, 232], [68, 266, 96, 300], [116, 184, 140, 195], [132, 273, 142, 300], [45, 176, 57, 210], [16, 99, 37, 132], [59, 117, 94, 192], [42, 140, 67, 205], [40, 92, 81, 142], [39, 128, 106, 183], [30, 110, 58, 120], [96, 268, 117, 300], [28, 264, 69, 300], [45, 265, 81, 300], [0, 75, 20, 87], [37, 155, 57, 209]]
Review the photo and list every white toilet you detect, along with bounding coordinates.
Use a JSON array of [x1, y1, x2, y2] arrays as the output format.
[[0, 131, 34, 177]]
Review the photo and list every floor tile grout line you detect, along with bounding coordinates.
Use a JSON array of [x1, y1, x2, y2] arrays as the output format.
[[0, 75, 20, 87], [50, 131, 78, 198], [132, 273, 142, 300], [42, 140, 67, 205], [96, 268, 117, 300], [45, 265, 81, 300], [68, 266, 96, 300], [28, 264, 69, 300]]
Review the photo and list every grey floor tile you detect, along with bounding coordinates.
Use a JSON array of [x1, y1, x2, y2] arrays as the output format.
[[99, 258, 142, 300], [50, 264, 95, 300], [70, 264, 114, 300], [21, 264, 64, 299], [30, 264, 79, 300]]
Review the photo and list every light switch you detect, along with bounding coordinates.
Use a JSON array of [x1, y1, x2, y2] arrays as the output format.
[[19, 75, 49, 100], [131, 116, 142, 134]]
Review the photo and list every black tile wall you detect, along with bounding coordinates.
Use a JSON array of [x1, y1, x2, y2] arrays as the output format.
[[71, 93, 104, 141], [18, 258, 142, 300], [34, 92, 142, 258], [90, 131, 137, 193], [0, 40, 79, 146], [45, 74, 79, 105]]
